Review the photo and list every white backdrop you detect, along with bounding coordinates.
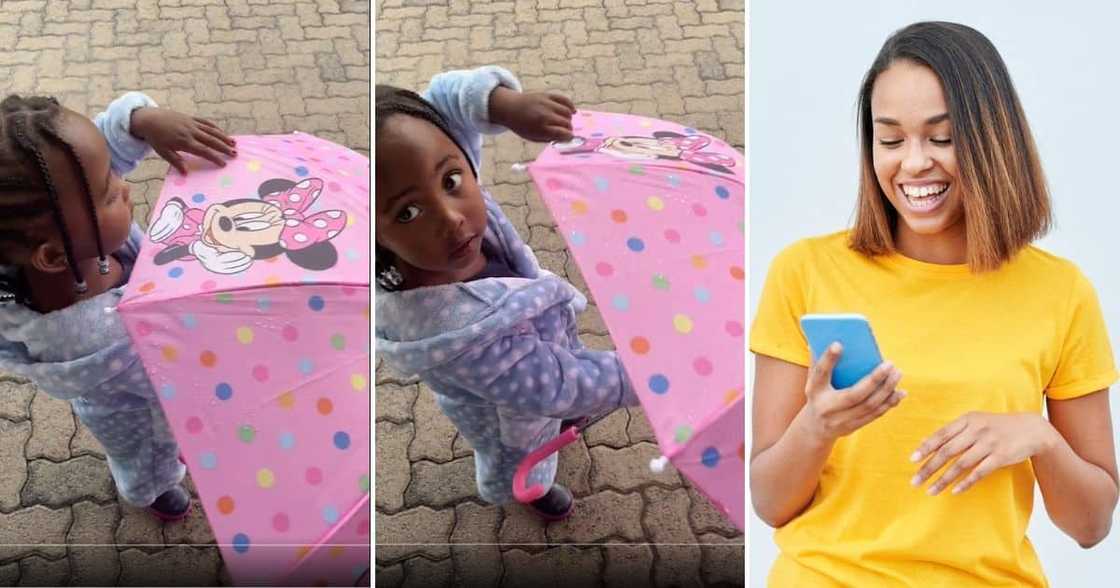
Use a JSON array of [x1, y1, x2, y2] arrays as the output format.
[[748, 1, 1120, 585]]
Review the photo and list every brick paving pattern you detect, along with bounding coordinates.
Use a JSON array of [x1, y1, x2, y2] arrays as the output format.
[[0, 0, 369, 585], [374, 1, 745, 586]]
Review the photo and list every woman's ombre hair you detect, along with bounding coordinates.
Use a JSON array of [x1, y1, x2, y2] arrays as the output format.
[[850, 21, 1051, 271]]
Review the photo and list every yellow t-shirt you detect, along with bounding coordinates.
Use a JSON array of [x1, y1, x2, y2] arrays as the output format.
[[750, 231, 1117, 587]]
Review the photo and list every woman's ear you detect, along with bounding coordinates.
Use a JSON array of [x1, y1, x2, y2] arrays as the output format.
[[29, 241, 70, 274]]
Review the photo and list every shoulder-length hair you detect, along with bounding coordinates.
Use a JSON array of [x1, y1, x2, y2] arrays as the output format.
[[850, 21, 1051, 271]]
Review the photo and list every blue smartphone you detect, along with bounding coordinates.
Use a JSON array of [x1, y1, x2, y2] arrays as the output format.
[[800, 313, 884, 390]]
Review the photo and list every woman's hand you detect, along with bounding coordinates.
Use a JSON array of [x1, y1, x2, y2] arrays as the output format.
[[911, 412, 1060, 495], [130, 107, 237, 174], [489, 86, 576, 143], [797, 342, 906, 445]]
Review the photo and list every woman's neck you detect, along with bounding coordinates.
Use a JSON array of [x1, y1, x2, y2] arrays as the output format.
[[894, 219, 968, 265], [23, 255, 123, 313]]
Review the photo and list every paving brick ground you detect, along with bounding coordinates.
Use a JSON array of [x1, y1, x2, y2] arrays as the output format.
[[0, 1, 369, 585], [374, 1, 746, 586]]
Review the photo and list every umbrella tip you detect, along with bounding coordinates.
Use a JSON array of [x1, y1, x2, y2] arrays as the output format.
[[510, 162, 528, 173], [649, 455, 670, 474]]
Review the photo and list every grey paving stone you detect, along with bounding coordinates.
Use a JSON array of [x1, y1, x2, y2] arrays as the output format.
[[0, 419, 32, 511], [21, 456, 115, 508], [581, 408, 630, 448], [626, 407, 657, 444], [0, 562, 19, 586], [589, 442, 682, 493], [698, 533, 744, 587], [498, 505, 547, 553], [400, 556, 454, 588], [16, 555, 69, 587], [604, 544, 654, 588], [549, 490, 645, 543], [25, 392, 74, 462], [375, 506, 454, 564], [375, 381, 419, 423], [162, 499, 216, 546], [404, 456, 476, 509], [66, 501, 121, 587], [69, 419, 105, 459], [451, 432, 473, 458], [0, 380, 35, 422], [114, 506, 165, 553], [374, 563, 404, 588], [450, 502, 502, 587], [0, 505, 72, 562], [117, 546, 221, 587], [407, 387, 456, 463], [687, 486, 740, 538], [554, 437, 592, 496], [500, 546, 603, 588], [376, 420, 414, 513]]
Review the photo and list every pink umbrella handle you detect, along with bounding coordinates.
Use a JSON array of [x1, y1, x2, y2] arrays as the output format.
[[513, 425, 582, 503]]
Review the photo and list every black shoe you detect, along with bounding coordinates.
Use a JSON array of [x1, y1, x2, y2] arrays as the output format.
[[527, 484, 573, 522], [560, 417, 585, 431], [148, 485, 191, 521]]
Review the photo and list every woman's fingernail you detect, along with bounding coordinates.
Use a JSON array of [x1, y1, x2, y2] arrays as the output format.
[[951, 486, 962, 495], [927, 486, 938, 496], [910, 475, 921, 486], [909, 451, 921, 462]]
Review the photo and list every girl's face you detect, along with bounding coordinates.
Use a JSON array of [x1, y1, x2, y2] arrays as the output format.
[[32, 109, 133, 270], [375, 115, 487, 284], [871, 60, 963, 239]]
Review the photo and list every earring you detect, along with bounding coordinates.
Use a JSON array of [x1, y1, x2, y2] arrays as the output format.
[[97, 257, 110, 275], [377, 266, 404, 289]]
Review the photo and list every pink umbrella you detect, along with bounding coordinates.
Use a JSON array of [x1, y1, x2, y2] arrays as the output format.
[[117, 133, 370, 586], [517, 111, 745, 530]]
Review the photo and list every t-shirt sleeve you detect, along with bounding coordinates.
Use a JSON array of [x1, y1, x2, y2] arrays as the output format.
[[1046, 269, 1118, 399], [750, 240, 811, 367]]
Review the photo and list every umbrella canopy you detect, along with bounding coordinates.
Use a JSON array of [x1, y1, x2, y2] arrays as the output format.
[[117, 133, 370, 586], [526, 112, 745, 529]]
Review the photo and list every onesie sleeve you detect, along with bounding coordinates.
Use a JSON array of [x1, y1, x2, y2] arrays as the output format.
[[437, 336, 639, 420], [749, 240, 812, 367], [421, 66, 522, 175], [1046, 269, 1118, 399], [93, 91, 158, 176]]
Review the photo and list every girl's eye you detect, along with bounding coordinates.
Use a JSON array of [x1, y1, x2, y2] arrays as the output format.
[[878, 139, 903, 148], [931, 137, 952, 145], [396, 204, 421, 223], [444, 171, 463, 192]]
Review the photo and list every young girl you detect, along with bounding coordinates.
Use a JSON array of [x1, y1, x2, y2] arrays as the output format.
[[0, 92, 236, 520], [750, 22, 1119, 586], [375, 66, 639, 520]]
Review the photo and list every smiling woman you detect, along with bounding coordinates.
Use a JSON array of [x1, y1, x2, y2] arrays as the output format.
[[750, 21, 1119, 588], [851, 23, 1050, 271]]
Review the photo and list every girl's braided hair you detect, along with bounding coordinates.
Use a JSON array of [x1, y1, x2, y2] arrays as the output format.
[[374, 84, 477, 292], [0, 95, 107, 294]]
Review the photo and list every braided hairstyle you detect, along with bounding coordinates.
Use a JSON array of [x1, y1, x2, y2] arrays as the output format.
[[375, 84, 477, 291], [0, 95, 108, 296]]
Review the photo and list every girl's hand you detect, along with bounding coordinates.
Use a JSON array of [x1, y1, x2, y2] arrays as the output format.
[[911, 412, 1060, 495], [797, 343, 906, 444], [489, 86, 576, 143], [130, 107, 237, 174]]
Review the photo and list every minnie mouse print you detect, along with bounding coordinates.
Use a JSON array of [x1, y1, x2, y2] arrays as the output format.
[[551, 131, 736, 174], [147, 177, 348, 274]]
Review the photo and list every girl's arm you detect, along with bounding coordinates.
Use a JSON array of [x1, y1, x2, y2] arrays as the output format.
[[751, 347, 904, 527], [1037, 391, 1119, 547], [94, 92, 236, 176], [422, 66, 575, 173], [439, 334, 639, 420], [92, 92, 159, 176], [422, 66, 523, 173]]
